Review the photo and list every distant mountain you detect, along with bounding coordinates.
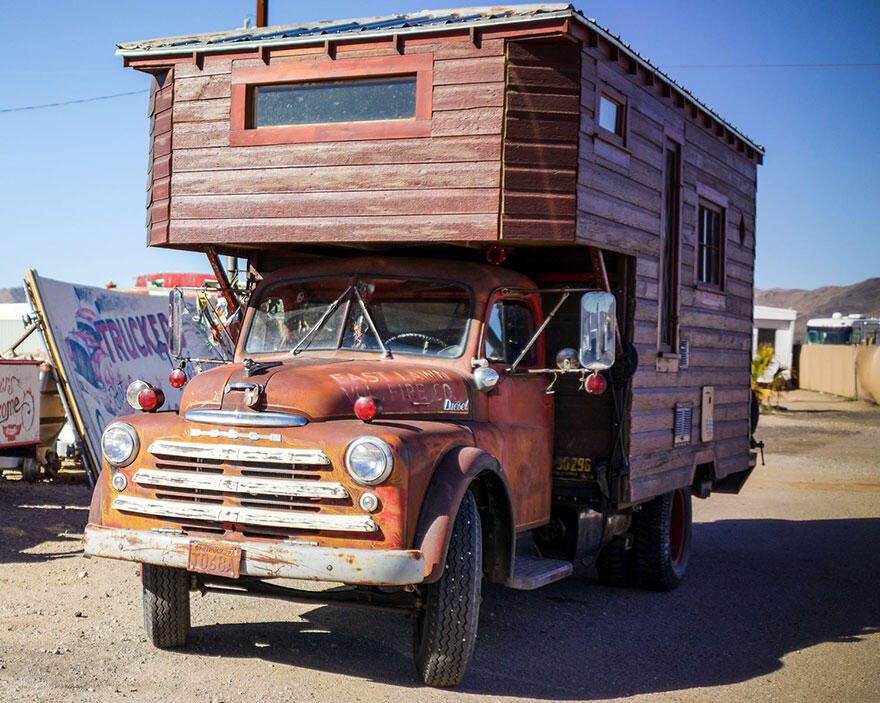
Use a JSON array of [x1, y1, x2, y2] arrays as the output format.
[[756, 278, 880, 342], [0, 287, 26, 304]]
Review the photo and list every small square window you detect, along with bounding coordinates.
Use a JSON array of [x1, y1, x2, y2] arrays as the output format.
[[599, 94, 623, 135], [698, 202, 725, 288]]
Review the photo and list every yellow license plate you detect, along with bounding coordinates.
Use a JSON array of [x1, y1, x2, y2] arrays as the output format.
[[187, 541, 241, 579]]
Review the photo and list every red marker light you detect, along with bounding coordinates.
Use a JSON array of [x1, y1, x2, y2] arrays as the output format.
[[137, 386, 165, 412], [354, 396, 381, 422], [169, 368, 187, 388], [585, 372, 607, 395]]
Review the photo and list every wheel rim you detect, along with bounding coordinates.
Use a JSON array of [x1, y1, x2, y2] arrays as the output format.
[[669, 489, 686, 566]]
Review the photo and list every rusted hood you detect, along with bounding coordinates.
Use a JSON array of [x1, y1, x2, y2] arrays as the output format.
[[179, 357, 473, 421]]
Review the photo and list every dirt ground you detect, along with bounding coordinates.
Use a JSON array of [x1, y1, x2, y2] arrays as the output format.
[[0, 389, 877, 703]]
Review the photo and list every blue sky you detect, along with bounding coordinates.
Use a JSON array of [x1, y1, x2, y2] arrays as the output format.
[[0, 1, 877, 291]]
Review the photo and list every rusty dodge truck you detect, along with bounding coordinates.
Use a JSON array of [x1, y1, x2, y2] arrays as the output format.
[[83, 4, 763, 687]]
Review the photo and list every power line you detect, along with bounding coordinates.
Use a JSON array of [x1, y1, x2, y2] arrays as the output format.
[[0, 89, 148, 114], [666, 62, 880, 68]]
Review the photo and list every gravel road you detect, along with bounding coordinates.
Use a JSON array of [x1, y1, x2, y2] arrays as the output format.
[[1, 389, 877, 702]]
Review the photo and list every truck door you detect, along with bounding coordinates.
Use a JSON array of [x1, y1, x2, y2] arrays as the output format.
[[482, 295, 554, 529]]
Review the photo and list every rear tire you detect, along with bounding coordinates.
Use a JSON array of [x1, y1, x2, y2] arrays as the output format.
[[595, 541, 634, 587], [413, 490, 482, 687], [632, 488, 692, 591], [142, 564, 190, 648]]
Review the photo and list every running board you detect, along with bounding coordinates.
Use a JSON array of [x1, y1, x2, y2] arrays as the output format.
[[507, 556, 573, 590]]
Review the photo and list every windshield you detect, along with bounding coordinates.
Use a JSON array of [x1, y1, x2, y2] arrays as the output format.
[[805, 327, 852, 345], [243, 276, 471, 358]]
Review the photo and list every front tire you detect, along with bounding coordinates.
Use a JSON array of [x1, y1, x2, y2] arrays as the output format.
[[413, 490, 482, 687], [142, 564, 190, 648], [632, 488, 692, 591]]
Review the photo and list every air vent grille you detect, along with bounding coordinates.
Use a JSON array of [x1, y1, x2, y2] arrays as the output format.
[[674, 402, 692, 446]]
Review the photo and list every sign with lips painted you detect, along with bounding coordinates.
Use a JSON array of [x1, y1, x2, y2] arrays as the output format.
[[27, 272, 221, 479], [0, 361, 40, 448]]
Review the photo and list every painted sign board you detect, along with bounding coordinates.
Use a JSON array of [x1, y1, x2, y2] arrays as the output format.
[[26, 272, 222, 481], [0, 360, 41, 450]]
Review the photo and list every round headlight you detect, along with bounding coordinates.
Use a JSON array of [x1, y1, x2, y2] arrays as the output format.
[[344, 436, 393, 486], [101, 422, 139, 468]]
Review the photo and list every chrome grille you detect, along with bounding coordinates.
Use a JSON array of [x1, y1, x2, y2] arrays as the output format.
[[110, 438, 375, 536]]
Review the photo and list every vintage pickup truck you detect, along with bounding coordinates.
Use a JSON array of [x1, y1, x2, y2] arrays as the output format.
[[83, 4, 762, 687]]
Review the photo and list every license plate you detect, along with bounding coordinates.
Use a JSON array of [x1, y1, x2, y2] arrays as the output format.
[[187, 541, 241, 579]]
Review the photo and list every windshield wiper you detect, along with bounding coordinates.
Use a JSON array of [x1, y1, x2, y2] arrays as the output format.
[[290, 285, 352, 356], [352, 283, 392, 359]]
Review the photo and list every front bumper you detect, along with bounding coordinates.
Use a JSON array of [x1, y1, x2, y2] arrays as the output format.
[[83, 524, 425, 586]]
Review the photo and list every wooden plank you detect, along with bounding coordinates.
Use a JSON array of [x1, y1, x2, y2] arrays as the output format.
[[173, 136, 501, 170], [500, 217, 575, 241], [168, 213, 499, 243], [503, 192, 576, 217], [579, 161, 661, 212], [172, 161, 501, 195], [631, 368, 748, 390], [578, 184, 661, 237], [174, 121, 229, 148], [507, 65, 580, 92], [170, 188, 499, 219], [175, 59, 233, 79], [505, 115, 580, 142], [433, 57, 504, 85], [506, 90, 580, 114], [433, 83, 505, 110], [174, 74, 231, 101], [153, 131, 172, 159], [575, 212, 656, 255], [503, 166, 576, 192], [505, 141, 578, 168], [173, 98, 230, 123], [432, 107, 504, 137]]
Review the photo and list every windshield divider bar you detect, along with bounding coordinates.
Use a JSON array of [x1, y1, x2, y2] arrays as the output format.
[[352, 285, 392, 359], [510, 290, 570, 373], [290, 285, 352, 356]]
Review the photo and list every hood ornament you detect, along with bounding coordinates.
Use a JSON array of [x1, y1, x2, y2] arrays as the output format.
[[242, 358, 282, 377]]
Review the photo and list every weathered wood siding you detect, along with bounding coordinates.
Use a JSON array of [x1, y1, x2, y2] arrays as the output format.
[[576, 40, 758, 502], [501, 39, 580, 241], [161, 39, 507, 246], [147, 70, 174, 246]]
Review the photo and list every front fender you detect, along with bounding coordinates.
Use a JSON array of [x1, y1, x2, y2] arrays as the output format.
[[414, 447, 513, 583]]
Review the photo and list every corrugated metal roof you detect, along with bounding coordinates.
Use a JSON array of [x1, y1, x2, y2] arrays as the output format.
[[117, 3, 763, 153]]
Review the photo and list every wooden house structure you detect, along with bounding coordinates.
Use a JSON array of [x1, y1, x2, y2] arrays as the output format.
[[118, 3, 763, 501]]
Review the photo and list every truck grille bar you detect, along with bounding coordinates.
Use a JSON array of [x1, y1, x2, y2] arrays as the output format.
[[148, 440, 330, 466], [112, 495, 377, 533], [132, 468, 348, 499]]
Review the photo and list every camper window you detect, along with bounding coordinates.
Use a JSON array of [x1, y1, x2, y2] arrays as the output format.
[[229, 54, 433, 146]]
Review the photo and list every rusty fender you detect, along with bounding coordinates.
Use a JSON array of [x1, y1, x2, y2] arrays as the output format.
[[88, 471, 105, 526], [414, 447, 514, 583]]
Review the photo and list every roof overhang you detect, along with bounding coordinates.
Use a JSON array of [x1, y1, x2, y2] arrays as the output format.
[[117, 4, 763, 156]]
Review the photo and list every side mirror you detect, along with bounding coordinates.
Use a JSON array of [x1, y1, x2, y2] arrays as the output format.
[[579, 292, 617, 370], [168, 288, 184, 360]]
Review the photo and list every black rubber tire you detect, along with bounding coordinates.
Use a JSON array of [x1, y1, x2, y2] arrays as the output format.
[[142, 564, 191, 648], [631, 488, 692, 591], [595, 542, 634, 587], [413, 490, 482, 687], [20, 458, 41, 483]]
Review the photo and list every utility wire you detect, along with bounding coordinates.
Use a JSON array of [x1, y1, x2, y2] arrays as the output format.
[[0, 89, 148, 114], [666, 62, 880, 68]]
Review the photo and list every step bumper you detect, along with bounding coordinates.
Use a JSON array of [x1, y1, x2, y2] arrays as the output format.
[[83, 524, 425, 586]]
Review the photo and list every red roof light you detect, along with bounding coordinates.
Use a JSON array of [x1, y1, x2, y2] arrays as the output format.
[[354, 396, 381, 422]]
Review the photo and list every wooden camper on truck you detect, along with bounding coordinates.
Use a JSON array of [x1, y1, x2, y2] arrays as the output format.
[[83, 4, 763, 687]]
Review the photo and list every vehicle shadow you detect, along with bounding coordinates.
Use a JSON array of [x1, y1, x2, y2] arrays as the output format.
[[188, 516, 880, 698], [0, 472, 91, 564]]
